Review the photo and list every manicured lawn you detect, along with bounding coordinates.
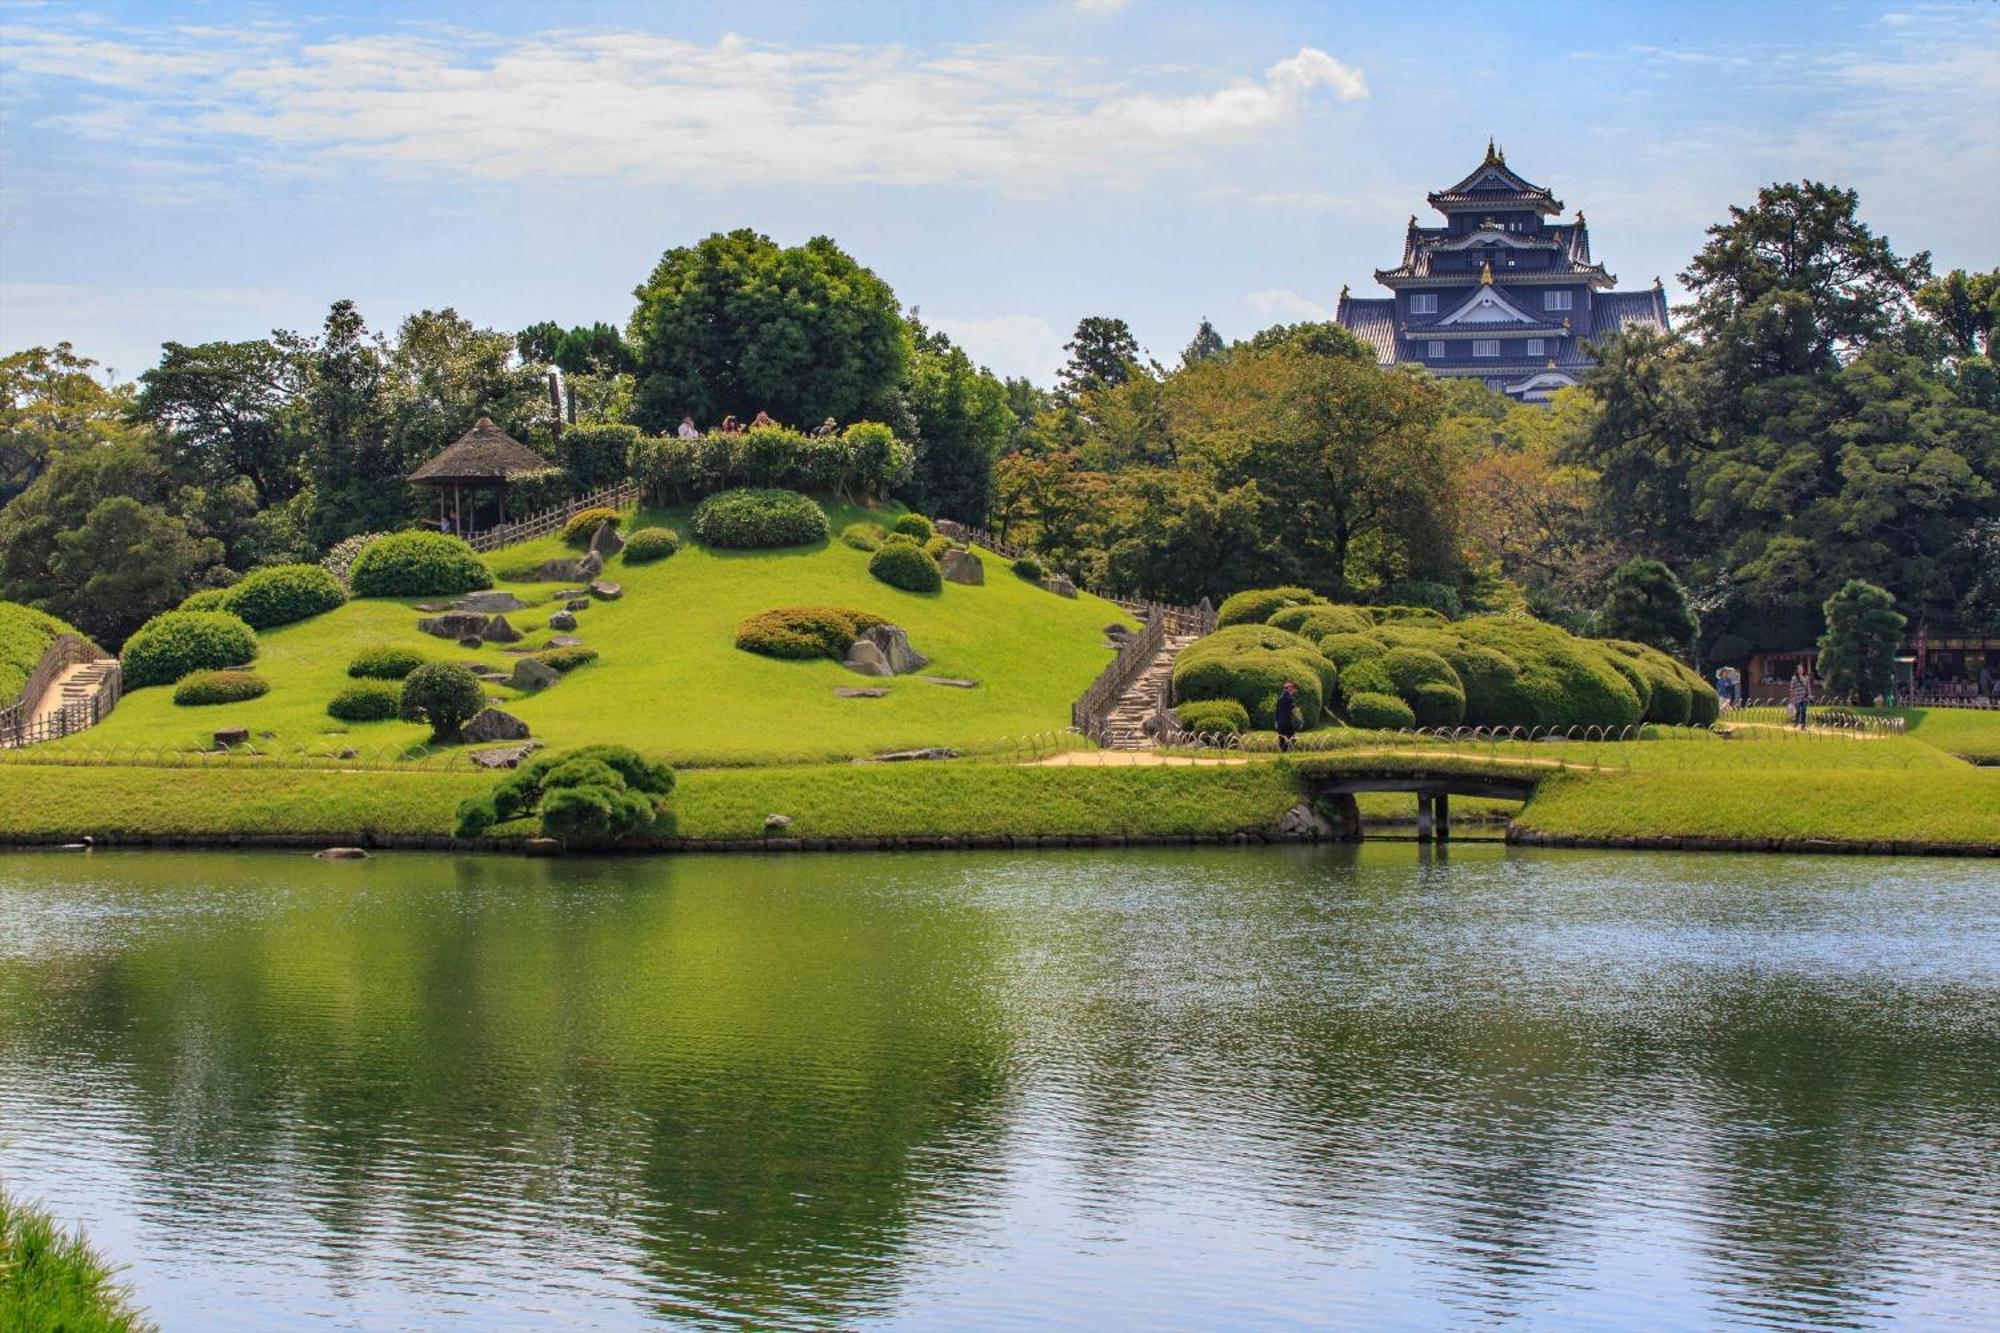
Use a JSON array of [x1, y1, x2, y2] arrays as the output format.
[[58, 499, 1136, 766], [1860, 706, 2000, 764]]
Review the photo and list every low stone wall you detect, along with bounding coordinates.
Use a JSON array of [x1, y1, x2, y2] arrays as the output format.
[[1506, 828, 2000, 857]]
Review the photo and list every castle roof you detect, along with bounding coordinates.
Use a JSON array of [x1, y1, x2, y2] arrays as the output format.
[[1425, 141, 1563, 215]]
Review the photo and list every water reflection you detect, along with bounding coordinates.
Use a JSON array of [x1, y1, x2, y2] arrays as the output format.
[[1, 847, 1996, 1329]]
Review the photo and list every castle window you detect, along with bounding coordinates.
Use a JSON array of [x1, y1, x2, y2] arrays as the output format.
[[1427, 340, 1445, 358], [1526, 338, 1544, 356], [1544, 291, 1573, 312], [1473, 340, 1499, 358], [1410, 294, 1437, 315]]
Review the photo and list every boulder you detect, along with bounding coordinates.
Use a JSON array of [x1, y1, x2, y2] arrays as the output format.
[[481, 614, 523, 643], [589, 521, 625, 556], [934, 518, 967, 541], [859, 624, 929, 674], [833, 686, 889, 698], [458, 636, 484, 650], [1276, 802, 1333, 839], [418, 610, 491, 640], [588, 581, 622, 601], [314, 847, 369, 859], [578, 551, 604, 578], [842, 639, 893, 677], [469, 741, 540, 769], [508, 656, 559, 691], [526, 557, 588, 583], [453, 591, 530, 614], [939, 548, 984, 586], [565, 598, 591, 612], [544, 635, 585, 649], [1040, 575, 1078, 599], [461, 707, 530, 743], [763, 813, 794, 834], [214, 727, 249, 749], [548, 611, 577, 631], [1105, 622, 1132, 642]]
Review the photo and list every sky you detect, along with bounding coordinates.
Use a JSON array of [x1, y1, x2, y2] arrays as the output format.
[[1, 0, 1996, 386]]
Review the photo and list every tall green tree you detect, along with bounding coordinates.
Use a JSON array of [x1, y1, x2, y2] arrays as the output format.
[[1816, 579, 1905, 701], [0, 343, 146, 504], [1057, 317, 1142, 400], [1179, 318, 1225, 369], [900, 318, 1014, 524], [1915, 268, 1999, 360], [1595, 557, 1699, 655], [627, 230, 906, 431], [50, 497, 225, 645], [136, 337, 306, 507]]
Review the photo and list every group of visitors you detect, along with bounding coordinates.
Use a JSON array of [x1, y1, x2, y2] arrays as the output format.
[[676, 410, 839, 440]]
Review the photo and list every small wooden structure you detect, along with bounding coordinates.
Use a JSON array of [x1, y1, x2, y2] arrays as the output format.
[[407, 417, 549, 535]]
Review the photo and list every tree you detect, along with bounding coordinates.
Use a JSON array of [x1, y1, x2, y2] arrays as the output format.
[[49, 497, 225, 645], [1595, 558, 1699, 656], [1915, 268, 1999, 360], [1180, 318, 1225, 369], [136, 337, 307, 507], [1056, 317, 1142, 400], [1817, 579, 1905, 701], [300, 300, 394, 544], [1, 441, 175, 613], [900, 318, 1014, 524], [628, 230, 907, 431], [0, 343, 146, 504], [398, 663, 487, 742], [516, 321, 565, 366], [1241, 321, 1374, 362], [553, 323, 634, 376]]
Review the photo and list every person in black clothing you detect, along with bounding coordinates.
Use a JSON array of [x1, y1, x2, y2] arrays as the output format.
[[1275, 681, 1299, 752]]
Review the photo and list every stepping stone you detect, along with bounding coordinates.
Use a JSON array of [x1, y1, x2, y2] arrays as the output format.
[[468, 741, 540, 769], [545, 635, 585, 649], [548, 611, 577, 631], [453, 591, 530, 613], [588, 580, 621, 601], [413, 602, 449, 613], [834, 687, 888, 698], [918, 675, 978, 688], [565, 598, 591, 612]]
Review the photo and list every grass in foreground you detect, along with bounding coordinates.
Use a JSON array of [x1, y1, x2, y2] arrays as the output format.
[[59, 499, 1135, 767], [0, 1188, 153, 1333], [1859, 706, 2000, 764]]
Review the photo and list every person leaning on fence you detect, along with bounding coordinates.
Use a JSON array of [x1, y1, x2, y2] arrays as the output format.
[[1789, 662, 1812, 729], [1274, 681, 1299, 752]]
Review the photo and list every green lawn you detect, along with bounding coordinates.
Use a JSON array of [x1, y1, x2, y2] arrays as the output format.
[[1860, 706, 2000, 764], [62, 499, 1136, 767]]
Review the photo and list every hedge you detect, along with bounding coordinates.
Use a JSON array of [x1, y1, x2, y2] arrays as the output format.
[[1171, 624, 1337, 730], [1174, 698, 1250, 736], [690, 488, 830, 549], [121, 610, 258, 689], [1409, 680, 1467, 728], [621, 527, 679, 564], [348, 531, 493, 598], [1347, 691, 1416, 730], [1267, 604, 1373, 642], [0, 601, 85, 704], [628, 421, 913, 504], [219, 563, 347, 629], [893, 513, 934, 541], [840, 522, 886, 552], [531, 645, 600, 673], [327, 680, 401, 722], [735, 606, 890, 660], [172, 669, 269, 706], [869, 542, 943, 594], [177, 587, 232, 612], [1012, 556, 1044, 581], [348, 643, 426, 680], [561, 507, 623, 547], [1216, 586, 1323, 629]]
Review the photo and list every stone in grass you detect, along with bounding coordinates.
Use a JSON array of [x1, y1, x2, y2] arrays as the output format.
[[843, 639, 893, 677], [865, 747, 961, 763], [763, 813, 794, 835], [315, 847, 369, 859], [214, 726, 249, 748], [588, 581, 622, 601], [413, 602, 449, 613], [566, 598, 591, 612], [1040, 575, 1078, 599], [1104, 622, 1132, 641], [469, 741, 540, 769], [939, 548, 984, 585], [858, 624, 928, 674], [461, 707, 530, 743], [481, 614, 523, 643], [917, 675, 978, 689], [548, 611, 577, 631], [419, 610, 490, 640], [934, 518, 967, 541], [590, 522, 625, 556], [544, 635, 585, 649], [578, 551, 605, 578], [453, 590, 530, 614], [833, 686, 889, 698], [529, 558, 588, 583], [459, 635, 484, 650], [508, 656, 560, 691]]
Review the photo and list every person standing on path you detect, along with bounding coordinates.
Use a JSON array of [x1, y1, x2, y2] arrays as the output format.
[[1274, 681, 1299, 752], [1789, 661, 1812, 729]]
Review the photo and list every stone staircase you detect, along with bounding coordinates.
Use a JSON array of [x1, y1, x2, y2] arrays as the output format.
[[29, 659, 118, 732], [1100, 634, 1196, 749]]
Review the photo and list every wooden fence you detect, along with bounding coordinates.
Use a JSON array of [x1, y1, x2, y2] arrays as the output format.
[[0, 634, 120, 750], [465, 481, 641, 553]]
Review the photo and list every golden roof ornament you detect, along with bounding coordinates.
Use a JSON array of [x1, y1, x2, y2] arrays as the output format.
[[1547, 357, 1558, 369], [1480, 259, 1494, 285], [1485, 137, 1498, 164], [1653, 274, 1665, 290]]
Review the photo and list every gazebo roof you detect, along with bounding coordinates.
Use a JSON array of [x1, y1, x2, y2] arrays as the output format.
[[408, 417, 549, 485]]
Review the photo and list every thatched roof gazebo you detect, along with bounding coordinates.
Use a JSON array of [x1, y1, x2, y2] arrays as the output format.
[[408, 417, 549, 534]]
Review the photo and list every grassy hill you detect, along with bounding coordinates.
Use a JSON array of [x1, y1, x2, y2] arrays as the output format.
[[67, 499, 1137, 766], [1, 602, 88, 705]]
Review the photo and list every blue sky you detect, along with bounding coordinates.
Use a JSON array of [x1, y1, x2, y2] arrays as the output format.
[[2, 0, 1995, 385]]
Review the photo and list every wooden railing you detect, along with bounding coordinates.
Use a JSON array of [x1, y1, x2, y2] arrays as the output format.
[[464, 481, 640, 553], [1072, 613, 1169, 738], [0, 634, 119, 750]]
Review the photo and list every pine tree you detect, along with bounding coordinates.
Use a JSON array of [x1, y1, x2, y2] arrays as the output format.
[[1817, 580, 1905, 701], [1180, 318, 1224, 369], [1595, 558, 1699, 656]]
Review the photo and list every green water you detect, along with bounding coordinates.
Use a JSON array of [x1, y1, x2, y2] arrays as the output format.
[[1, 845, 1996, 1330]]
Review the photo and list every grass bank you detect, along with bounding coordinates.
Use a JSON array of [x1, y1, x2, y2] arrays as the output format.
[[1860, 706, 2000, 764], [0, 1188, 153, 1333]]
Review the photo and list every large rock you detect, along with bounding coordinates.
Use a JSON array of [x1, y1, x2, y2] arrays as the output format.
[[509, 656, 559, 691], [578, 550, 604, 578], [419, 610, 490, 640], [544, 635, 584, 649], [589, 521, 624, 556], [461, 707, 530, 743], [934, 518, 967, 541], [481, 614, 523, 643], [859, 624, 929, 674], [548, 610, 577, 631], [939, 548, 984, 586], [526, 558, 589, 583], [453, 591, 529, 613], [1040, 575, 1078, 599], [588, 581, 622, 601], [469, 741, 540, 769], [842, 639, 893, 677], [1276, 802, 1333, 839]]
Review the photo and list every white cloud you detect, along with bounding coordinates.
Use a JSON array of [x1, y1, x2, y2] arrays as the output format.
[[1075, 0, 1132, 12], [0, 21, 1370, 194], [926, 313, 1066, 382], [1244, 288, 1328, 323]]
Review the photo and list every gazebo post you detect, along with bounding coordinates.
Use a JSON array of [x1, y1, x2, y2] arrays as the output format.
[[498, 485, 506, 525], [453, 484, 462, 536]]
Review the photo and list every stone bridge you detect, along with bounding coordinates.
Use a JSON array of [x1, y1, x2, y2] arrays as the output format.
[[1301, 769, 1540, 842]]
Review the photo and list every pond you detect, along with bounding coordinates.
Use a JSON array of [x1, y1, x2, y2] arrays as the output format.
[[2, 845, 1997, 1330]]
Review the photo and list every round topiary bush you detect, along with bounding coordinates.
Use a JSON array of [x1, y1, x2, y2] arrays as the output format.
[[531, 645, 599, 673], [868, 542, 943, 593], [892, 513, 935, 541], [172, 669, 269, 707], [1455, 616, 1642, 729], [327, 680, 402, 722], [348, 643, 426, 680], [398, 662, 487, 741], [122, 610, 258, 689], [690, 488, 829, 549], [1601, 640, 1696, 726], [1174, 698, 1251, 736], [923, 534, 953, 560], [561, 507, 622, 547], [348, 531, 493, 598], [1012, 556, 1044, 581], [735, 606, 890, 660], [219, 562, 347, 629], [1369, 605, 1450, 625], [1337, 656, 1396, 699], [1317, 632, 1388, 671], [1408, 680, 1467, 728], [1435, 641, 1524, 724], [1267, 604, 1374, 642], [177, 587, 232, 612], [1347, 691, 1416, 730], [839, 522, 886, 552], [1379, 646, 1463, 698], [1216, 586, 1324, 629], [1171, 624, 1338, 730], [620, 527, 679, 564]]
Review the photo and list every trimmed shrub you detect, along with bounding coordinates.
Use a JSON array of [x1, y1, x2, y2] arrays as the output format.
[[1318, 632, 1388, 672], [1012, 556, 1044, 581], [173, 669, 268, 707], [1380, 646, 1463, 696], [348, 643, 425, 680], [1369, 605, 1450, 625], [1347, 691, 1416, 730], [1338, 656, 1397, 699], [841, 421, 915, 500], [557, 421, 641, 491], [1378, 580, 1462, 619], [1455, 616, 1642, 729], [691, 488, 829, 549], [1435, 642, 1524, 724], [220, 562, 346, 629], [348, 531, 492, 598], [532, 645, 600, 673], [327, 680, 401, 722], [177, 587, 232, 612], [1267, 604, 1373, 642], [561, 507, 622, 547], [456, 743, 675, 844], [1603, 639, 1695, 726], [869, 542, 943, 593], [621, 527, 679, 563], [839, 522, 886, 552], [923, 534, 953, 561], [122, 610, 258, 689], [398, 662, 487, 741], [1216, 586, 1324, 629], [1174, 698, 1250, 736], [1409, 680, 1467, 728], [893, 513, 935, 541], [735, 606, 890, 660], [1172, 624, 1337, 729]]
